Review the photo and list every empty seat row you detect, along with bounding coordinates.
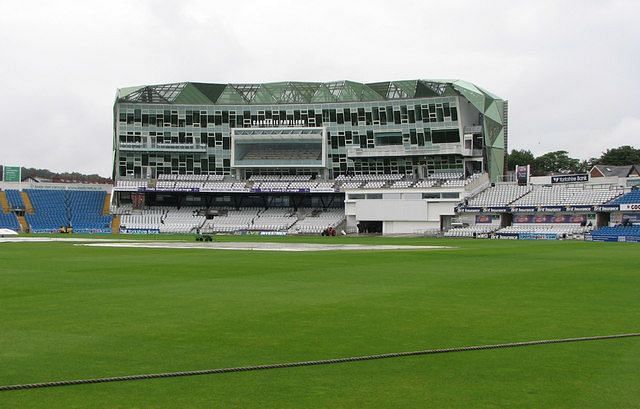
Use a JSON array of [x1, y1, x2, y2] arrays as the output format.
[[468, 185, 533, 206], [591, 226, 640, 239], [511, 186, 623, 206], [444, 225, 497, 237], [610, 190, 640, 204], [25, 189, 111, 233], [249, 175, 312, 181], [335, 174, 404, 181], [497, 223, 591, 235], [158, 174, 224, 181], [0, 213, 20, 230], [4, 190, 25, 209]]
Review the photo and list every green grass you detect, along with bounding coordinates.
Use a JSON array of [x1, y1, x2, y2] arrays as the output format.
[[1, 236, 639, 408]]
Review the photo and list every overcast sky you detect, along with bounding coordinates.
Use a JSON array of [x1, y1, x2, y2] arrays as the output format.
[[1, 0, 638, 177]]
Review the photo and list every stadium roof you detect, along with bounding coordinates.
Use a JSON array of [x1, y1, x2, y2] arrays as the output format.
[[590, 164, 640, 178], [115, 80, 503, 106]]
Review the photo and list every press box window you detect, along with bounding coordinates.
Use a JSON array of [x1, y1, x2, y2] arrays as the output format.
[[375, 132, 403, 146], [431, 129, 460, 144]]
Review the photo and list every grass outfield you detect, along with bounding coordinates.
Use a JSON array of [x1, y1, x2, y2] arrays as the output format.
[[1, 236, 639, 408]]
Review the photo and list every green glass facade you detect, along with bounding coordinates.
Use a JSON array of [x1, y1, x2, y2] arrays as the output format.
[[113, 80, 507, 181]]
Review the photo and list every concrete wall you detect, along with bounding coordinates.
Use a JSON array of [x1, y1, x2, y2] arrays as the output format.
[[347, 197, 458, 234], [383, 221, 436, 234], [355, 199, 428, 221]]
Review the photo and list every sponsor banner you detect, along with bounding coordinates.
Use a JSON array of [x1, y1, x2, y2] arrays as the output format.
[[621, 213, 640, 223], [143, 187, 200, 193], [511, 207, 536, 213], [508, 205, 619, 213], [513, 215, 535, 223], [536, 206, 564, 212], [589, 236, 616, 242], [516, 165, 529, 185], [28, 228, 112, 234], [121, 228, 160, 234], [590, 235, 640, 243], [310, 188, 340, 193], [593, 205, 620, 212], [3, 166, 20, 182], [564, 205, 594, 212], [619, 203, 640, 211], [259, 231, 287, 236], [551, 174, 588, 184], [475, 215, 493, 223], [236, 230, 259, 236], [200, 188, 250, 193], [73, 228, 111, 234], [458, 207, 482, 213], [31, 228, 58, 233], [495, 232, 519, 239], [519, 232, 559, 240], [513, 214, 586, 224], [251, 188, 311, 193], [483, 207, 509, 213]]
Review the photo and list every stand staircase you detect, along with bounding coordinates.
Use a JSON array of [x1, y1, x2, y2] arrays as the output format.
[[103, 193, 111, 215], [17, 215, 28, 232], [0, 191, 9, 213], [21, 191, 34, 214], [111, 215, 120, 234]]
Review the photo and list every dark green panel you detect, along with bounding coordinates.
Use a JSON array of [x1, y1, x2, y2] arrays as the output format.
[[310, 84, 337, 103], [174, 83, 214, 104], [217, 86, 247, 105], [191, 83, 226, 103], [393, 80, 418, 98], [367, 82, 390, 98], [414, 81, 440, 98]]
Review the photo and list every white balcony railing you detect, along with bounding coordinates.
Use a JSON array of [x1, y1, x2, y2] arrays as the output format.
[[119, 142, 208, 152], [347, 144, 463, 158]]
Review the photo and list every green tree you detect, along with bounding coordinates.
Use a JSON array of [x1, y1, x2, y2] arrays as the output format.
[[507, 149, 535, 171], [594, 145, 640, 166], [532, 150, 581, 175]]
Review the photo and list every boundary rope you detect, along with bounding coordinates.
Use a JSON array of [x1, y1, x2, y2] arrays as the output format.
[[1, 332, 638, 392]]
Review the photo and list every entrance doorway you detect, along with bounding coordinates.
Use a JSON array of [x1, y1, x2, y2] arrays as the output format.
[[357, 221, 382, 234]]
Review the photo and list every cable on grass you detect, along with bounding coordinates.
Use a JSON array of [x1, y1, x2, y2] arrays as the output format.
[[1, 332, 638, 392]]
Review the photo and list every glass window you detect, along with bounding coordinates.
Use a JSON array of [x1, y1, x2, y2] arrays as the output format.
[[451, 107, 458, 121], [431, 129, 460, 144]]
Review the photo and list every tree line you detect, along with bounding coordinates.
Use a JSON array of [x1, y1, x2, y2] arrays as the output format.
[[507, 145, 640, 176], [20, 167, 112, 184]]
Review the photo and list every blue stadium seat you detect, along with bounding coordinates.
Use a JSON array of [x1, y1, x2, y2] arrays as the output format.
[[610, 190, 640, 204], [25, 189, 112, 233], [0, 212, 20, 230], [590, 226, 640, 241], [5, 190, 24, 209], [67, 190, 112, 233]]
